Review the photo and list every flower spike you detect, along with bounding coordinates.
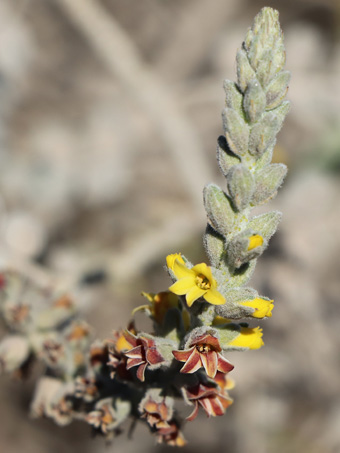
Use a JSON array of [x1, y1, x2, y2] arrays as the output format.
[[0, 7, 290, 447]]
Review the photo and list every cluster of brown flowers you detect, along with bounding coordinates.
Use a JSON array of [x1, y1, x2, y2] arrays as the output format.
[[0, 270, 236, 446]]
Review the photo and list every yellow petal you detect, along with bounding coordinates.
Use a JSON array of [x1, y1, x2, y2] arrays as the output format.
[[169, 277, 196, 295], [166, 253, 185, 270], [115, 333, 133, 353], [192, 262, 213, 282], [229, 327, 264, 350], [203, 288, 225, 305], [186, 286, 206, 307], [247, 234, 263, 251], [173, 260, 195, 280], [239, 298, 274, 318], [212, 315, 231, 325]]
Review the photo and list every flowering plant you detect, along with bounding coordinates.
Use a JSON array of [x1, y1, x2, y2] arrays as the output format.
[[0, 7, 289, 446]]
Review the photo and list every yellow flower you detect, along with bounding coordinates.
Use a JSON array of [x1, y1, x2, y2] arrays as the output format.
[[247, 234, 263, 251], [166, 253, 185, 270], [167, 256, 225, 307], [228, 326, 264, 350], [239, 298, 274, 318]]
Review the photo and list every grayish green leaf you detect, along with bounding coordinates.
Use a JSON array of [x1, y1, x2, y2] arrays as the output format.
[[236, 49, 256, 93], [203, 183, 235, 236], [227, 164, 255, 211], [248, 211, 282, 241], [222, 108, 249, 156], [243, 78, 267, 123], [266, 70, 291, 109], [252, 163, 287, 205]]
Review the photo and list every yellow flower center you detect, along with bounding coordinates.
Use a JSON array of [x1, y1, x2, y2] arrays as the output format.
[[196, 344, 212, 354], [195, 274, 211, 290]]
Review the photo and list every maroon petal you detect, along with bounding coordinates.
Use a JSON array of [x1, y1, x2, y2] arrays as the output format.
[[200, 351, 218, 378], [145, 347, 164, 365], [124, 345, 143, 359], [180, 349, 202, 374], [209, 396, 225, 416], [186, 403, 199, 422], [123, 330, 138, 347], [126, 357, 145, 369], [172, 348, 194, 363], [136, 363, 147, 381], [217, 354, 234, 373], [140, 337, 155, 349], [199, 397, 214, 417]]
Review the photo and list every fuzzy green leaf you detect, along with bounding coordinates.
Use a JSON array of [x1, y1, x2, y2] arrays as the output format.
[[216, 135, 241, 176], [203, 224, 225, 267], [248, 211, 282, 241], [222, 108, 249, 156], [223, 79, 243, 114], [243, 78, 266, 123], [266, 70, 291, 109], [236, 49, 256, 93], [252, 163, 287, 205], [227, 164, 255, 211], [203, 184, 235, 236], [248, 101, 290, 158]]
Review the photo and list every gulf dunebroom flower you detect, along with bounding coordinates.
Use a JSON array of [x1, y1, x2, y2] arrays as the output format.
[[228, 327, 264, 350], [172, 333, 234, 378], [239, 297, 274, 318], [167, 254, 225, 307]]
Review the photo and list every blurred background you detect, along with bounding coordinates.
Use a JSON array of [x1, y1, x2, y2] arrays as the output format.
[[0, 0, 340, 452]]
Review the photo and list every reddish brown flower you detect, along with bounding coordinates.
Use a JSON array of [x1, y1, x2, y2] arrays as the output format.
[[213, 370, 235, 393], [86, 398, 117, 435], [123, 331, 165, 382], [107, 346, 131, 381], [183, 381, 233, 421], [89, 341, 109, 372], [74, 376, 99, 402], [156, 421, 187, 447], [172, 333, 234, 378], [66, 321, 92, 342], [139, 391, 173, 429], [86, 398, 130, 438]]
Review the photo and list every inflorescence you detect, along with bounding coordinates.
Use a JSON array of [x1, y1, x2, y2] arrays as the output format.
[[0, 7, 290, 446]]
